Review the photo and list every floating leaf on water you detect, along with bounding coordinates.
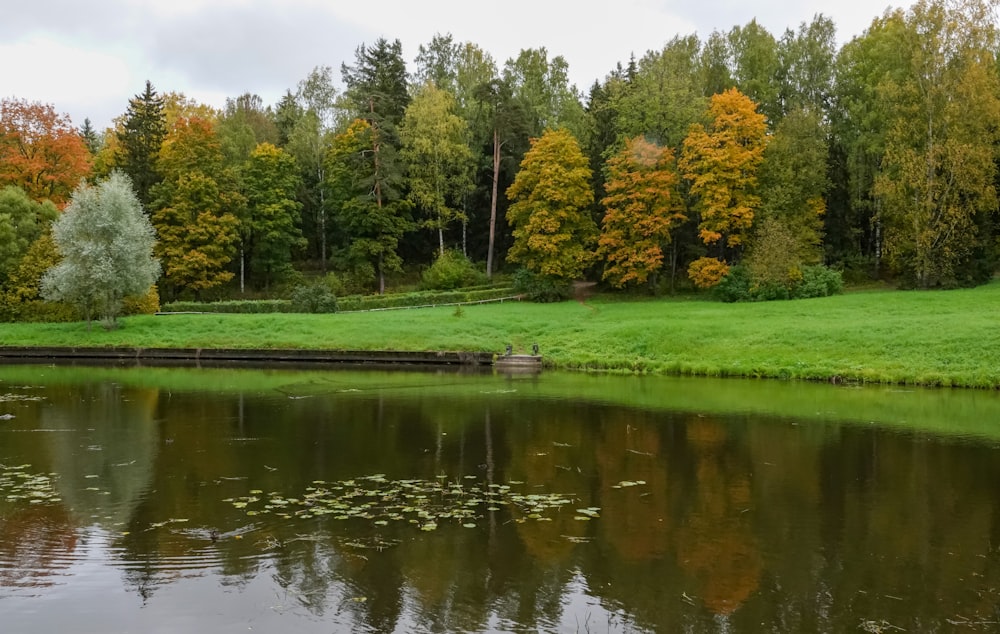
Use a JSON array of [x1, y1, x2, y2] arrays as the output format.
[[374, 520, 388, 526], [463, 523, 477, 528], [420, 522, 437, 532], [574, 516, 592, 521]]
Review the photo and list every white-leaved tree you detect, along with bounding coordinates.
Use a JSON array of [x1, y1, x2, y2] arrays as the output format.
[[42, 172, 160, 328]]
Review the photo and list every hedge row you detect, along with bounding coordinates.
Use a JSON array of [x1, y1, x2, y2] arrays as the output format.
[[161, 287, 518, 315]]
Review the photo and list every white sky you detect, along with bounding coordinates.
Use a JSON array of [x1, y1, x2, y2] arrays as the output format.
[[1, 0, 894, 131]]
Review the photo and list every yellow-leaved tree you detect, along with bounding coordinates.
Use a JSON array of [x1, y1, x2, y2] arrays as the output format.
[[597, 136, 686, 290], [680, 88, 767, 288], [506, 128, 596, 282]]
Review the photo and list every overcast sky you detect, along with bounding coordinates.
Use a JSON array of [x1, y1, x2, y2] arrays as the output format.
[[2, 0, 894, 131]]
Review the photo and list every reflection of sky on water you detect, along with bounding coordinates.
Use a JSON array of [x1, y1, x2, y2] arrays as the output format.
[[4, 367, 1000, 632], [2, 525, 627, 634]]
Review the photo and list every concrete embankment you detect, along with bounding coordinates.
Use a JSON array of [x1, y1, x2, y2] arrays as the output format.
[[0, 346, 496, 367]]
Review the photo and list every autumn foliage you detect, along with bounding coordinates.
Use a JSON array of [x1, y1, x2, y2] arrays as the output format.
[[0, 99, 91, 206], [680, 88, 767, 250], [506, 128, 596, 281], [598, 136, 685, 288], [151, 117, 241, 297], [687, 257, 730, 289]]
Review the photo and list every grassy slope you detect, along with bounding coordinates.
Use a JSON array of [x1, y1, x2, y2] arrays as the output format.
[[3, 282, 1000, 387]]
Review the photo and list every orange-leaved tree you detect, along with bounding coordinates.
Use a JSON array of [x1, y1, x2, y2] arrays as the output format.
[[506, 128, 596, 282], [680, 88, 767, 287], [598, 136, 686, 289], [0, 98, 92, 206]]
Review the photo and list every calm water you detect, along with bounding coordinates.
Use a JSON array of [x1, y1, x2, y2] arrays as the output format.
[[1, 365, 999, 633]]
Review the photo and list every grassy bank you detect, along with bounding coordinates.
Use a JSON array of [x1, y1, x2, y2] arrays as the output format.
[[3, 282, 1000, 387]]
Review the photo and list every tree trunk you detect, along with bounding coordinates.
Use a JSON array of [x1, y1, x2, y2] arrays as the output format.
[[318, 166, 327, 273], [378, 252, 385, 295], [486, 127, 500, 278]]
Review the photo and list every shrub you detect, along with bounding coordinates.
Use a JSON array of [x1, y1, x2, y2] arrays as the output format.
[[687, 257, 730, 289], [512, 268, 571, 302], [714, 263, 843, 302], [797, 265, 843, 298], [421, 250, 484, 291], [290, 282, 338, 313], [162, 299, 294, 313], [713, 265, 752, 302], [0, 298, 79, 323], [123, 285, 161, 315]]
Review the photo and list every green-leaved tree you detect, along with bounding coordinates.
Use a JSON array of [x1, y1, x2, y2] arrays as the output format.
[[41, 172, 160, 327]]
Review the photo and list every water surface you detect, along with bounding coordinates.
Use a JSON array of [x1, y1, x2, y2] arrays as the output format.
[[1, 365, 999, 632]]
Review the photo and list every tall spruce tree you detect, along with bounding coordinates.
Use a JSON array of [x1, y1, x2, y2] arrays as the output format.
[[116, 81, 166, 209]]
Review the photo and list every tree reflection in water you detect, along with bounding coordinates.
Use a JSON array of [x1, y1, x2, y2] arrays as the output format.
[[1, 367, 1000, 632]]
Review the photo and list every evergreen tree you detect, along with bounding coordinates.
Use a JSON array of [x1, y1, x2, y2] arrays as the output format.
[[115, 81, 166, 208], [79, 118, 102, 156], [326, 119, 411, 294], [341, 38, 411, 142]]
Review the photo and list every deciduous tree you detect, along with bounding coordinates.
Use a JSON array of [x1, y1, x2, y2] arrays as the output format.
[[598, 137, 686, 289], [506, 128, 596, 281], [241, 142, 305, 289], [873, 0, 1000, 287], [757, 107, 828, 263], [401, 83, 474, 255], [680, 88, 768, 257], [502, 48, 586, 139], [151, 117, 242, 298], [0, 186, 57, 286], [0, 98, 92, 206], [41, 172, 160, 327]]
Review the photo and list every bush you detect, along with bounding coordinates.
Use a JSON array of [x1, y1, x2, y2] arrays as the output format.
[[123, 285, 160, 315], [161, 287, 519, 314], [421, 250, 485, 291], [290, 282, 338, 313], [687, 257, 730, 289], [512, 269, 571, 302], [162, 299, 294, 313], [713, 264, 843, 303], [338, 287, 517, 311], [0, 297, 79, 323], [713, 265, 752, 302], [798, 265, 843, 298]]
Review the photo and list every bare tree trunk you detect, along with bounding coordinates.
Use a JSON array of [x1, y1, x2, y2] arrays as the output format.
[[318, 166, 327, 273], [486, 127, 500, 279]]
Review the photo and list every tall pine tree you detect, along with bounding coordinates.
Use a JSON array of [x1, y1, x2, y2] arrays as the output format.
[[116, 81, 166, 209]]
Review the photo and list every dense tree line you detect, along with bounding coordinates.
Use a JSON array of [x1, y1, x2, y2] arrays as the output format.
[[2, 0, 999, 318]]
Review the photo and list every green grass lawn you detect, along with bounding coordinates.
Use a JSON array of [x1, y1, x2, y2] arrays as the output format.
[[3, 282, 1000, 387]]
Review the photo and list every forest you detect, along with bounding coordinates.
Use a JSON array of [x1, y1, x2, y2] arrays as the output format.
[[2, 0, 999, 320]]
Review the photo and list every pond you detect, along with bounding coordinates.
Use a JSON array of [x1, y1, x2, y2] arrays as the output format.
[[1, 364, 999, 633]]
